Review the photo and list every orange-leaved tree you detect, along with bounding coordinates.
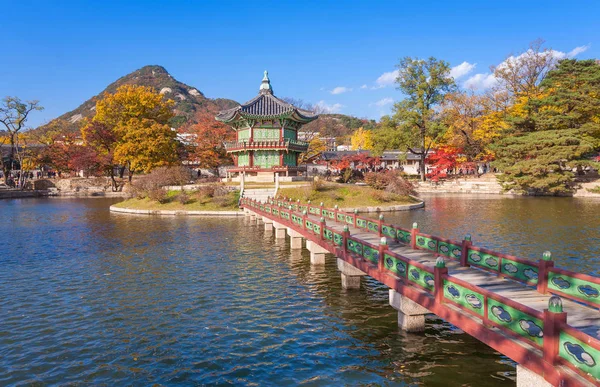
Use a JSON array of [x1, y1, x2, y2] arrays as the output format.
[[181, 110, 234, 176]]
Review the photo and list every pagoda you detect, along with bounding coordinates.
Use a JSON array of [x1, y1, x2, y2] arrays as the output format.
[[216, 71, 317, 181]]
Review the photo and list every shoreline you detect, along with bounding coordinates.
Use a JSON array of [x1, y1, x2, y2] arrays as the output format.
[[109, 197, 425, 216], [109, 205, 244, 216]]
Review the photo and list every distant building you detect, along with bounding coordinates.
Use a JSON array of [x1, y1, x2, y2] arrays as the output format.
[[216, 71, 318, 182], [298, 132, 337, 151], [318, 150, 432, 175]]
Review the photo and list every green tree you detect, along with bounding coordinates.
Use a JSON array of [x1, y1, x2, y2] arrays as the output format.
[[372, 57, 455, 181], [492, 59, 600, 194]]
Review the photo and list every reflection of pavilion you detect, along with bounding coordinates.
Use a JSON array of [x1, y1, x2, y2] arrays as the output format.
[[216, 71, 318, 182]]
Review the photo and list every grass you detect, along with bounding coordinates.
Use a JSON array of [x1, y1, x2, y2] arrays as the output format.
[[277, 182, 417, 208], [587, 186, 600, 194], [114, 190, 240, 211]]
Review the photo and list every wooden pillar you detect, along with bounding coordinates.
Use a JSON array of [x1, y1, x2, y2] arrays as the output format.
[[537, 251, 554, 294], [434, 257, 448, 304], [378, 237, 388, 272], [410, 223, 419, 250], [460, 234, 472, 267]]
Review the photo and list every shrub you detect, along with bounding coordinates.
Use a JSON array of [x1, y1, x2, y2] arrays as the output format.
[[176, 191, 191, 205], [148, 188, 168, 203], [131, 166, 193, 199], [311, 177, 326, 192], [365, 170, 416, 196]]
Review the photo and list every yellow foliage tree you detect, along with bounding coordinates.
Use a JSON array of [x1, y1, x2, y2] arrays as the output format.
[[299, 134, 328, 163], [88, 85, 179, 178], [350, 127, 373, 150]]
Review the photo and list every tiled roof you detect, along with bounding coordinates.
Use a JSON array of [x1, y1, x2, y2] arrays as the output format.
[[216, 72, 318, 123]]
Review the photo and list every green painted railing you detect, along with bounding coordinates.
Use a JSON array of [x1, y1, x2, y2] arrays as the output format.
[[242, 196, 600, 384]]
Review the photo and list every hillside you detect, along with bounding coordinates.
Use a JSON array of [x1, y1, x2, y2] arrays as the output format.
[[302, 113, 377, 139], [43, 65, 238, 132]]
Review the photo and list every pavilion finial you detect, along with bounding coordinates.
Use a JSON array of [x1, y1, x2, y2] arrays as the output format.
[[259, 70, 273, 94]]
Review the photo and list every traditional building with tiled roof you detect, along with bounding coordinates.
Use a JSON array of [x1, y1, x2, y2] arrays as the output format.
[[216, 71, 317, 180]]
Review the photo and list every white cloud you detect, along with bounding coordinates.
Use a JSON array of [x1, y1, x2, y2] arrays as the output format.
[[450, 61, 476, 80], [330, 86, 352, 95], [567, 44, 591, 58], [375, 69, 399, 88], [371, 97, 394, 107], [463, 73, 498, 90], [463, 44, 589, 91], [360, 84, 368, 89], [315, 100, 344, 113]]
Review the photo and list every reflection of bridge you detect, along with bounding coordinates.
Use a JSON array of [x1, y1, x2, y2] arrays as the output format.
[[241, 197, 600, 387]]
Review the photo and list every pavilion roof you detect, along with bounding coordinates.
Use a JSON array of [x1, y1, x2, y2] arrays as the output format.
[[216, 71, 318, 124]]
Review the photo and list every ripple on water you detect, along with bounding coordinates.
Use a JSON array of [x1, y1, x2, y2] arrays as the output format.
[[0, 198, 525, 385]]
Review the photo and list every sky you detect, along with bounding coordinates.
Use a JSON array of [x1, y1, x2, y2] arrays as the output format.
[[1, 0, 599, 128]]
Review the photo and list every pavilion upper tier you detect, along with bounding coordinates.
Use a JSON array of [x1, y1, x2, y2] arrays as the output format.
[[215, 71, 318, 125]]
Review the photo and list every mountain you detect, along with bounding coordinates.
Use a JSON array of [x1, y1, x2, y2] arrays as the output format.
[[43, 65, 238, 132]]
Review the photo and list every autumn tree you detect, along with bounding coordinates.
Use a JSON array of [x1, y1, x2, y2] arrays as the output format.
[[81, 121, 120, 190], [182, 110, 234, 175], [0, 97, 43, 183], [372, 57, 455, 181], [492, 39, 561, 132], [299, 134, 327, 163], [85, 85, 179, 184], [350, 127, 373, 150]]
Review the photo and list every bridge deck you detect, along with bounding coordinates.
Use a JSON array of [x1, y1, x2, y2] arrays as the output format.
[[244, 198, 600, 386], [307, 212, 600, 341]]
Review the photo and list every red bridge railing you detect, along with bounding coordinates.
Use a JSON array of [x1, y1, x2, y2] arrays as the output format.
[[241, 196, 600, 385]]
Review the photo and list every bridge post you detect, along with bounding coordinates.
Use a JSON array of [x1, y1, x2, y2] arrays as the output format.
[[307, 240, 328, 265], [337, 258, 366, 289], [287, 228, 303, 249], [334, 205, 339, 223], [319, 217, 325, 240], [378, 214, 384, 237], [389, 289, 430, 332], [543, 296, 567, 366], [516, 366, 553, 387], [460, 234, 472, 267], [273, 221, 287, 239], [263, 217, 273, 234], [410, 223, 419, 249], [537, 251, 554, 294], [434, 257, 448, 304], [378, 237, 388, 272], [353, 209, 358, 228], [342, 225, 349, 254]]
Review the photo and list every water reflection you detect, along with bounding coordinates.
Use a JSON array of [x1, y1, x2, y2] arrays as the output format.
[[375, 194, 600, 275], [5, 196, 581, 385]]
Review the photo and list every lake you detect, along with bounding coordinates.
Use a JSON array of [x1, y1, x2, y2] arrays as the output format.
[[1, 195, 599, 386]]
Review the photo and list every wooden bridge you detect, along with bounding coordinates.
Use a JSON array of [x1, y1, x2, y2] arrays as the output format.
[[240, 197, 600, 387]]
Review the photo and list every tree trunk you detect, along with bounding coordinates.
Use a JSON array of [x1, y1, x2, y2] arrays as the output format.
[[420, 130, 427, 182], [109, 168, 118, 192]]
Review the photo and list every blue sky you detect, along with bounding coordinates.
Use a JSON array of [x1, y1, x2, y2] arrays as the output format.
[[2, 0, 599, 128]]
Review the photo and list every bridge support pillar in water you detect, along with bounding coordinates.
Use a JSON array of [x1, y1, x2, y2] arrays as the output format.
[[306, 241, 328, 265], [286, 228, 303, 249], [263, 217, 273, 234], [273, 222, 286, 239], [516, 365, 552, 387], [389, 290, 430, 332], [337, 258, 366, 289]]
